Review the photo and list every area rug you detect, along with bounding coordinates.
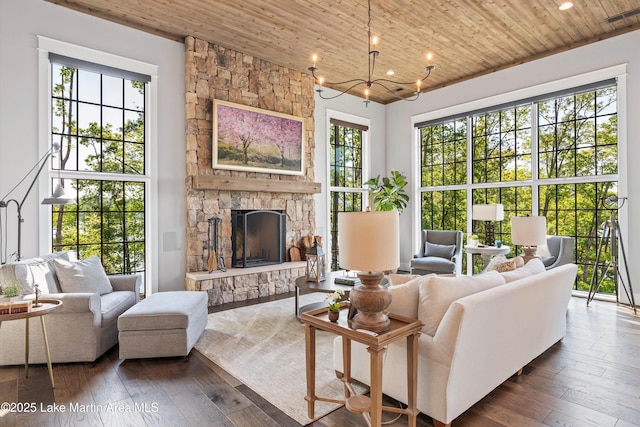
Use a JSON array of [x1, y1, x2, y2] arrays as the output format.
[[194, 294, 366, 425]]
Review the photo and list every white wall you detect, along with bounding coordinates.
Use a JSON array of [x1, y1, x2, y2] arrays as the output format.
[[0, 0, 186, 292], [313, 87, 386, 266], [386, 29, 640, 300]]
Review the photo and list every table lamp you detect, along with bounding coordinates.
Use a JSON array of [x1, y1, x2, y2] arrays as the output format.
[[511, 216, 547, 263], [472, 204, 504, 246], [338, 210, 399, 333]]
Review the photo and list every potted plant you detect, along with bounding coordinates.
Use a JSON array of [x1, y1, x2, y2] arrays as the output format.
[[1, 282, 21, 301], [468, 234, 479, 247], [365, 170, 409, 213], [325, 290, 345, 322]]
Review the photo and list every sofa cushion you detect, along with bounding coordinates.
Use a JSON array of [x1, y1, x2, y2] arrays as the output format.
[[101, 290, 137, 328], [410, 256, 456, 274], [424, 242, 456, 259], [0, 250, 76, 294], [499, 258, 546, 283], [388, 273, 422, 286], [417, 271, 505, 336], [386, 274, 434, 319], [53, 256, 113, 295], [118, 291, 207, 331]]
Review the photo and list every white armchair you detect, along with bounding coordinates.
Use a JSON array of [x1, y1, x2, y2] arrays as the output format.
[[541, 236, 575, 270], [0, 251, 139, 365]]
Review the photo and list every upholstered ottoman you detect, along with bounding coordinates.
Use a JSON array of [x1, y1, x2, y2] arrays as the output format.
[[118, 291, 208, 359]]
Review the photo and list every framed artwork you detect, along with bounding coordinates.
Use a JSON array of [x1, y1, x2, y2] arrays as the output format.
[[213, 100, 304, 175]]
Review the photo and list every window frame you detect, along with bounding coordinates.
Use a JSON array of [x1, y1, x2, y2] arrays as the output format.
[[411, 65, 628, 280], [37, 36, 159, 297], [325, 110, 370, 271]]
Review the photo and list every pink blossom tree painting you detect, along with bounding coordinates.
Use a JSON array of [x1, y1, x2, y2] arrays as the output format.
[[213, 100, 304, 175]]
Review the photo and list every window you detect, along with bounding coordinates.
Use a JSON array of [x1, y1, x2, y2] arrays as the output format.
[[328, 119, 367, 271], [48, 54, 150, 288], [417, 80, 619, 292]]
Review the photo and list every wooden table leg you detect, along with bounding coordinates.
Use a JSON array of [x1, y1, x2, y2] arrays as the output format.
[[24, 317, 29, 378], [368, 346, 386, 427], [342, 337, 352, 397], [304, 324, 316, 419], [40, 316, 55, 388], [407, 333, 420, 427]]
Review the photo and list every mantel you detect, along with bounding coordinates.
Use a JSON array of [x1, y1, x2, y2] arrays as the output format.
[[194, 175, 321, 194]]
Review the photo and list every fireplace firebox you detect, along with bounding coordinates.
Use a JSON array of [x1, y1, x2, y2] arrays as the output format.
[[231, 210, 286, 268]]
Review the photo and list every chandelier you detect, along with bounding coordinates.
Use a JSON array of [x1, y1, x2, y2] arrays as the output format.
[[308, 0, 435, 105]]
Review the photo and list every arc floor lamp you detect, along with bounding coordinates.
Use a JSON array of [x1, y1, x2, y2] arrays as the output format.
[[0, 143, 74, 264]]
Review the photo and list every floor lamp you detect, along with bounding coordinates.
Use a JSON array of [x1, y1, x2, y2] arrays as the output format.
[[0, 143, 74, 264]]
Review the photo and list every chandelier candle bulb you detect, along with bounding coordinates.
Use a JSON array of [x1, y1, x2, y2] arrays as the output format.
[[416, 79, 421, 92], [306, 0, 435, 104], [312, 54, 317, 67]]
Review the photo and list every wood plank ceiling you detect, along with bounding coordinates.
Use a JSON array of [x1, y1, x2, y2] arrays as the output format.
[[46, 0, 640, 104]]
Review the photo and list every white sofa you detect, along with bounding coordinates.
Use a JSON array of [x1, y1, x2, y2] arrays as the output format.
[[0, 251, 140, 365], [333, 259, 578, 426]]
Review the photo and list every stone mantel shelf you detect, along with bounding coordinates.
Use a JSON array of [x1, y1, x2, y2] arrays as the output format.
[[187, 261, 307, 281], [194, 175, 321, 194]]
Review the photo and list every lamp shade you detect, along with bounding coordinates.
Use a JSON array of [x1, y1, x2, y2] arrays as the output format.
[[337, 211, 399, 272], [511, 216, 547, 246], [472, 204, 504, 221], [41, 184, 76, 205]]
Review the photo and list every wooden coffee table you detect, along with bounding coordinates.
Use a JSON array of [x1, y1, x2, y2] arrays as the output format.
[[0, 299, 63, 387]]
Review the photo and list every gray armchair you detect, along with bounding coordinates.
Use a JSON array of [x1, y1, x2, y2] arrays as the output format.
[[541, 235, 575, 270], [411, 230, 463, 275]]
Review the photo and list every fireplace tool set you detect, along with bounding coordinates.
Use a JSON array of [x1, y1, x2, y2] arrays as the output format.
[[207, 217, 225, 273]]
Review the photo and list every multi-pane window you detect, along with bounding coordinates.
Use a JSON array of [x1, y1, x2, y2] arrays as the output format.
[[420, 119, 467, 187], [418, 81, 618, 290], [49, 56, 148, 281], [472, 105, 532, 183], [329, 119, 366, 271]]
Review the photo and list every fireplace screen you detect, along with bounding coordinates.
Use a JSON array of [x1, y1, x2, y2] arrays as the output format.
[[231, 210, 286, 268]]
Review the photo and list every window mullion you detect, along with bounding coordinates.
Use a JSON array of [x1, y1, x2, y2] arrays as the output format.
[[531, 102, 540, 215]]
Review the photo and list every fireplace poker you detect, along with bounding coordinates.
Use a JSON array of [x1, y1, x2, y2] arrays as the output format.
[[207, 218, 217, 272]]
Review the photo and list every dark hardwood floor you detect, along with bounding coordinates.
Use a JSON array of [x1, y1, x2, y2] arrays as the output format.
[[0, 295, 638, 427]]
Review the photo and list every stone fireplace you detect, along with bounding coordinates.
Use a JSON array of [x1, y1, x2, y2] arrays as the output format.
[[183, 36, 320, 307]]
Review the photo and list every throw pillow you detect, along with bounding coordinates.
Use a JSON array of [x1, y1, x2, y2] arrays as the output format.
[[417, 270, 505, 336], [386, 274, 434, 319], [499, 257, 546, 283], [388, 273, 422, 286], [513, 256, 525, 268], [493, 258, 517, 272], [484, 255, 508, 272], [53, 256, 113, 295], [0, 250, 76, 294], [424, 242, 456, 259]]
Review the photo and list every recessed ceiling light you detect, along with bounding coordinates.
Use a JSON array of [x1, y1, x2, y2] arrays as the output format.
[[559, 2, 573, 10], [386, 70, 395, 76]]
